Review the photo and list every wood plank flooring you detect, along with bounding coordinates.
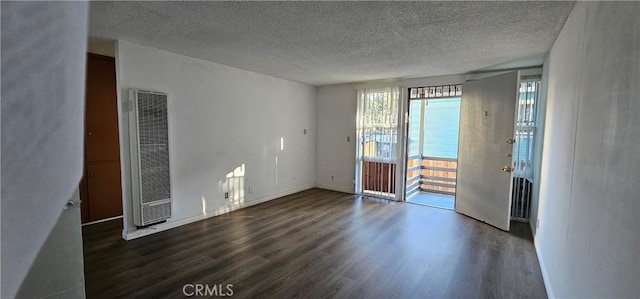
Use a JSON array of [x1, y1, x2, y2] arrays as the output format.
[[82, 188, 547, 298]]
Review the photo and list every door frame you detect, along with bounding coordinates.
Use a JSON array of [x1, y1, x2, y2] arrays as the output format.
[[397, 69, 542, 227], [403, 95, 462, 207]]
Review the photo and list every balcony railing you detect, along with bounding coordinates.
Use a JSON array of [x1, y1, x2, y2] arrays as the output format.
[[362, 159, 397, 195], [406, 155, 457, 197], [360, 155, 457, 198]]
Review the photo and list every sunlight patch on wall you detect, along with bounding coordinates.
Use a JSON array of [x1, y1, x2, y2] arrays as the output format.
[[219, 163, 246, 207]]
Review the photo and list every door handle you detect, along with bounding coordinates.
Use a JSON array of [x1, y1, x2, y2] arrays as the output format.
[[64, 200, 76, 210], [502, 166, 512, 172]]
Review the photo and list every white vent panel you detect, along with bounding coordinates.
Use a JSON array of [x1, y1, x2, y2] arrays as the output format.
[[130, 89, 172, 227], [137, 92, 171, 203], [142, 202, 172, 225]]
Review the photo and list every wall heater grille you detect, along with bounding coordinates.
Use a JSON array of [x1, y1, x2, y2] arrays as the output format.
[[129, 89, 172, 226]]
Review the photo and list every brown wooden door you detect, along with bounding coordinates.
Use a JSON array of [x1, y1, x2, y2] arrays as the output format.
[[81, 53, 123, 223]]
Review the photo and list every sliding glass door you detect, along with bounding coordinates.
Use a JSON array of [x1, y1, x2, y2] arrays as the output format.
[[355, 87, 402, 200], [405, 94, 462, 210]]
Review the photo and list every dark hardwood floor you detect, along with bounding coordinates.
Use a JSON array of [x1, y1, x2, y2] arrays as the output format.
[[82, 188, 546, 298]]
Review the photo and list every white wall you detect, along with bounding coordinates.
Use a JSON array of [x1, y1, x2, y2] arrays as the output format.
[[16, 191, 85, 298], [1, 2, 88, 298], [535, 2, 639, 298], [315, 84, 357, 193], [116, 41, 316, 238], [88, 36, 115, 57]]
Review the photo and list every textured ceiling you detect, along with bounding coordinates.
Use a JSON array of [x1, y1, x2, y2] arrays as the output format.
[[89, 1, 575, 86]]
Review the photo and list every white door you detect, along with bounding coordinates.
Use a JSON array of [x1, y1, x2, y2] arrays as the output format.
[[456, 72, 518, 231]]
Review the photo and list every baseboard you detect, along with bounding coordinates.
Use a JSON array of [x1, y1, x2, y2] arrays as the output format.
[[123, 184, 314, 240], [314, 183, 354, 194], [83, 215, 123, 226], [535, 241, 555, 299]]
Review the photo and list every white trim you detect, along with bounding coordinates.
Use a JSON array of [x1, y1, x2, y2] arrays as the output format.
[[122, 184, 314, 240], [535, 241, 555, 299], [403, 74, 466, 88], [351, 69, 543, 91], [362, 156, 396, 164], [418, 98, 426, 156], [395, 86, 408, 201], [465, 68, 543, 82], [314, 183, 355, 194], [362, 190, 396, 201], [354, 79, 402, 90], [82, 215, 123, 226], [114, 40, 132, 238]]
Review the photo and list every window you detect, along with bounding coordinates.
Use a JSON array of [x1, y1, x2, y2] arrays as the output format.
[[355, 86, 401, 198], [358, 87, 399, 161], [512, 78, 541, 178]]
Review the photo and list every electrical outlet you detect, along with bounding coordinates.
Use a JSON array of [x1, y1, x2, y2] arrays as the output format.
[[347, 136, 350, 142], [331, 175, 334, 181], [224, 192, 229, 199], [248, 187, 252, 194]]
